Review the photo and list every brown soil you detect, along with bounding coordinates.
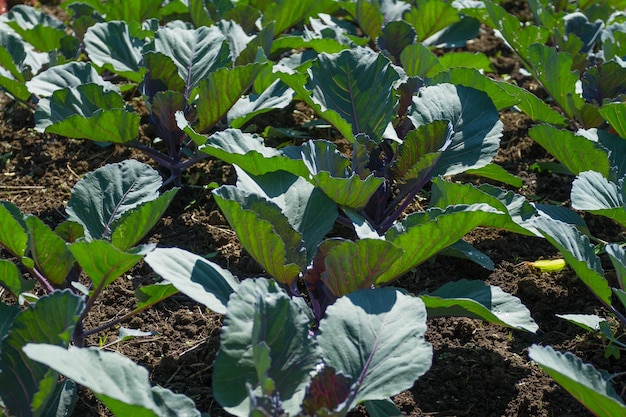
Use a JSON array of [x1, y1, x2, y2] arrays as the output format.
[[1, 5, 625, 417]]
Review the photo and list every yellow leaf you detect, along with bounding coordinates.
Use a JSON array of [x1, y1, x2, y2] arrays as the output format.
[[527, 259, 567, 272]]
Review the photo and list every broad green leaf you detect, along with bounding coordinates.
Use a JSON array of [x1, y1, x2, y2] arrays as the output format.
[[6, 6, 66, 53], [529, 125, 611, 178], [599, 102, 626, 139], [27, 62, 116, 97], [318, 238, 404, 297], [429, 178, 538, 235], [556, 314, 606, 332], [408, 83, 502, 176], [531, 217, 612, 305], [227, 79, 294, 128], [404, 0, 459, 42], [68, 240, 144, 292], [66, 160, 163, 240], [482, 1, 549, 58], [140, 52, 185, 97], [111, 189, 178, 251], [421, 279, 538, 332], [213, 278, 320, 416], [318, 288, 432, 410], [438, 51, 494, 72], [150, 25, 231, 97], [0, 260, 34, 297], [23, 345, 201, 417], [35, 84, 140, 143], [0, 290, 84, 417], [0, 201, 28, 257], [430, 67, 567, 125], [526, 44, 583, 120], [571, 171, 626, 227], [392, 120, 452, 181], [104, 0, 161, 21], [24, 216, 75, 286], [216, 20, 252, 63], [533, 203, 590, 236], [528, 345, 626, 417], [356, 0, 384, 39], [465, 163, 523, 188], [307, 48, 400, 143], [144, 248, 239, 314], [213, 186, 305, 284], [606, 243, 626, 289], [260, 0, 331, 34], [188, 0, 213, 28], [400, 43, 444, 78], [178, 116, 310, 178], [378, 204, 502, 283], [376, 20, 416, 62], [133, 282, 178, 312], [422, 16, 479, 48], [301, 140, 384, 209], [236, 21, 274, 66], [83, 21, 144, 82], [196, 63, 265, 132], [0, 75, 32, 102], [234, 168, 337, 262]]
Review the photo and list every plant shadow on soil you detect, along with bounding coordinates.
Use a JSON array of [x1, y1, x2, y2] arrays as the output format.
[[2, 10, 626, 417]]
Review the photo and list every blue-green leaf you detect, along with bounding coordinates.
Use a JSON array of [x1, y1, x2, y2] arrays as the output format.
[[144, 248, 238, 314], [422, 279, 538, 332], [528, 345, 626, 417], [319, 288, 432, 410], [213, 278, 320, 416], [23, 345, 201, 417], [408, 84, 502, 176]]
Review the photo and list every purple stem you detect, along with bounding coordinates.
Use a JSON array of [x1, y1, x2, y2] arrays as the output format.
[[31, 267, 55, 293]]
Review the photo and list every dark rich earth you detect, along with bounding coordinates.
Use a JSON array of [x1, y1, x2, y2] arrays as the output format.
[[2, 5, 625, 417]]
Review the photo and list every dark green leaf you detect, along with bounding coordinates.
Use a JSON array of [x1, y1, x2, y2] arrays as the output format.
[[0, 260, 34, 297], [0, 201, 28, 257], [439, 239, 495, 271], [356, 0, 384, 39], [68, 240, 144, 291], [599, 102, 626, 139], [228, 79, 294, 128], [25, 216, 75, 285], [0, 290, 84, 417], [404, 0, 459, 42], [364, 399, 404, 417]]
